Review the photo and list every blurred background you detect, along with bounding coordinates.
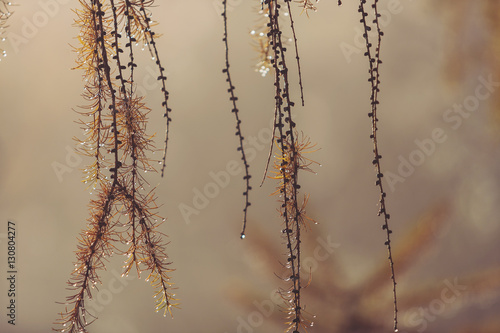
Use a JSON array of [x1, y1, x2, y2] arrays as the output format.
[[0, 1, 499, 332]]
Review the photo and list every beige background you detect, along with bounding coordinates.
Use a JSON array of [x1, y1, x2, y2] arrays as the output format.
[[0, 1, 499, 332]]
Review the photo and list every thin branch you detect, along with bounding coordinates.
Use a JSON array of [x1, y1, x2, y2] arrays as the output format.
[[221, 0, 253, 239], [359, 0, 398, 331]]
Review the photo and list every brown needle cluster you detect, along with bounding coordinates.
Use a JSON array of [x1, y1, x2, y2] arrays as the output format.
[[269, 132, 315, 333], [295, 0, 319, 16], [54, 1, 176, 332], [250, 4, 273, 77], [260, 1, 320, 331], [269, 133, 319, 332], [251, 1, 305, 105]]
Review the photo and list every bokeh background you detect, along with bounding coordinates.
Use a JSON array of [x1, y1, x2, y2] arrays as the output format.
[[1, 1, 499, 332]]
